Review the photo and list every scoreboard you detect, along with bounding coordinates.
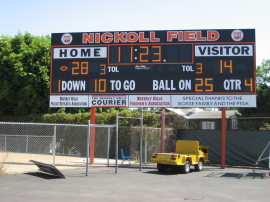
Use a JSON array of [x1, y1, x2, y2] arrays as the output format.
[[50, 29, 256, 108]]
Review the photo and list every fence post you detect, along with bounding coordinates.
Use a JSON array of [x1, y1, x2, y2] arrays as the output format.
[[107, 127, 110, 167], [144, 128, 148, 164], [221, 108, 227, 169], [53, 125, 56, 166], [90, 108, 96, 165], [4, 135, 7, 151], [115, 113, 119, 174], [26, 135, 29, 154], [160, 108, 166, 153], [86, 120, 91, 176], [140, 109, 143, 171]]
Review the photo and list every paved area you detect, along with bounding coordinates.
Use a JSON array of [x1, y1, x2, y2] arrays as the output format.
[[0, 165, 269, 202]]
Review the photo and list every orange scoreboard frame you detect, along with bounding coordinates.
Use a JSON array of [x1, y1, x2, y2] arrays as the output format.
[[50, 29, 256, 108]]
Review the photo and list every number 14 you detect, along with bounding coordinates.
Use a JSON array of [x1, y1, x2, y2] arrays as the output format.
[[220, 60, 232, 73]]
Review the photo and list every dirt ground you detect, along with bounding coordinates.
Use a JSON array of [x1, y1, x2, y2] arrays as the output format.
[[0, 152, 131, 175], [0, 152, 99, 174]]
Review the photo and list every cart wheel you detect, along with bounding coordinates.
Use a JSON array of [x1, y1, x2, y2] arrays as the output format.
[[181, 160, 190, 174], [195, 159, 203, 171]]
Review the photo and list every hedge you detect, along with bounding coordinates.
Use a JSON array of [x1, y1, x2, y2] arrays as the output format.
[[40, 111, 161, 127]]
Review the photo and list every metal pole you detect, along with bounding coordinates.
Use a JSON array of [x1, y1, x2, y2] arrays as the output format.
[[221, 108, 226, 169], [142, 109, 147, 164], [86, 120, 91, 176], [161, 108, 166, 153], [107, 127, 111, 167], [255, 141, 270, 165], [53, 125, 56, 166], [26, 135, 29, 154], [90, 107, 96, 165], [115, 113, 119, 173], [4, 135, 6, 151], [140, 109, 143, 171], [144, 134, 147, 164]]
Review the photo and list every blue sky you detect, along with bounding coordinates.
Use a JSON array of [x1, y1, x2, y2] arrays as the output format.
[[0, 0, 269, 65]]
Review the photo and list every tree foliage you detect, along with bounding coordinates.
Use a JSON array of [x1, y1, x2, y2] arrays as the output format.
[[259, 123, 270, 130], [0, 33, 51, 115], [39, 111, 161, 127], [256, 59, 270, 87]]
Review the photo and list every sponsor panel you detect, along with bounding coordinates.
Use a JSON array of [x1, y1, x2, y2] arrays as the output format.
[[171, 95, 256, 108], [128, 95, 171, 107], [89, 95, 128, 107], [50, 95, 89, 107]]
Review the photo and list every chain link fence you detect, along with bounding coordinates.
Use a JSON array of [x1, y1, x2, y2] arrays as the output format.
[[116, 127, 174, 160], [0, 122, 89, 175], [1, 117, 270, 174], [88, 125, 174, 168], [0, 122, 175, 175]]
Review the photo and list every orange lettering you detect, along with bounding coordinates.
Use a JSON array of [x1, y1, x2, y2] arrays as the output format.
[[139, 32, 149, 42], [178, 31, 183, 41], [207, 31, 219, 41], [167, 31, 178, 42], [114, 32, 127, 43], [101, 33, 113, 43], [185, 31, 196, 41], [95, 33, 100, 43], [196, 31, 206, 41], [126, 32, 139, 42], [150, 32, 160, 42], [82, 33, 94, 43]]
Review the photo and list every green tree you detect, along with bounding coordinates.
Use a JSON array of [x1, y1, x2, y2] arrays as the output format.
[[0, 33, 51, 115], [256, 59, 270, 86]]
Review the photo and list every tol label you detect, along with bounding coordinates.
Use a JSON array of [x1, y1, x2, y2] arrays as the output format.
[[108, 66, 119, 72], [182, 65, 194, 71]]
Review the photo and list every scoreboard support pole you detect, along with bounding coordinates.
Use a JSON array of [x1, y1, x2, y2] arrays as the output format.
[[90, 107, 96, 165], [221, 108, 227, 169], [160, 108, 166, 153]]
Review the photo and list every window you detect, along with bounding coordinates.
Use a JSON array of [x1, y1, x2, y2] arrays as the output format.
[[231, 118, 238, 129], [202, 121, 215, 129]]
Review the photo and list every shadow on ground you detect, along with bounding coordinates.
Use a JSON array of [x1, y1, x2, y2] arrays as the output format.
[[205, 171, 270, 179], [25, 172, 65, 180]]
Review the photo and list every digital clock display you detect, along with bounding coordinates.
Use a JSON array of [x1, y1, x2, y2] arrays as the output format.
[[109, 44, 193, 64], [50, 29, 256, 108]]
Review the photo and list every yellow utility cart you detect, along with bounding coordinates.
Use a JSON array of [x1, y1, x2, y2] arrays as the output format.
[[151, 140, 208, 173]]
